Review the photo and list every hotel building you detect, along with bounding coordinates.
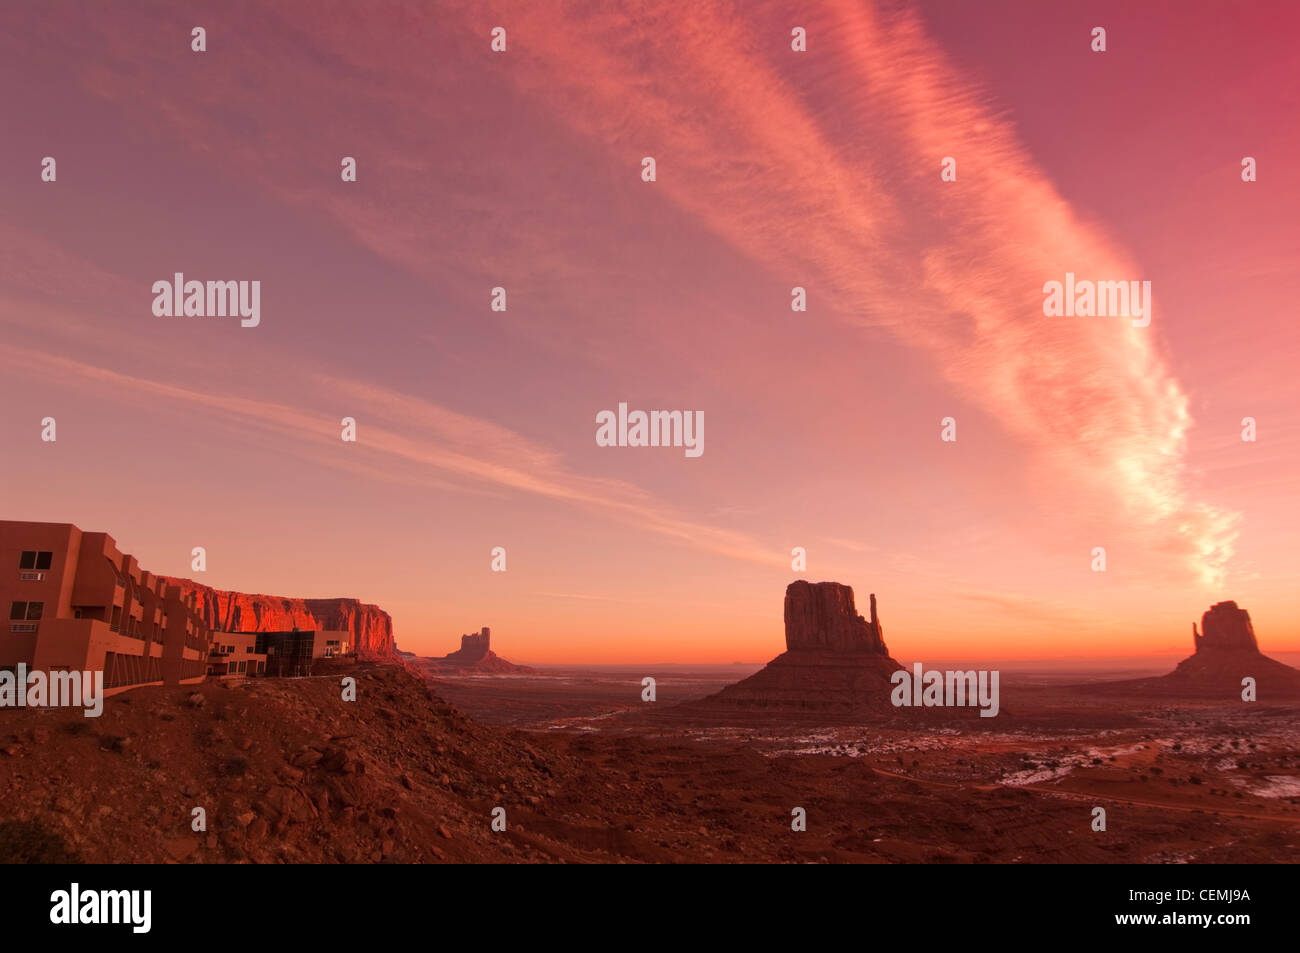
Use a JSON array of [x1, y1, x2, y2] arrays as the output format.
[[207, 631, 268, 679], [254, 630, 351, 677], [0, 521, 210, 695]]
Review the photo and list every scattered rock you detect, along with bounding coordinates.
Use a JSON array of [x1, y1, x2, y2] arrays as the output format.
[[320, 747, 352, 773], [164, 835, 198, 862], [290, 747, 323, 769]]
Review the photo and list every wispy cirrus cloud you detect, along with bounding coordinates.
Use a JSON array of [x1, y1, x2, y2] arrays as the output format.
[[0, 335, 783, 569], [397, 0, 1232, 585]]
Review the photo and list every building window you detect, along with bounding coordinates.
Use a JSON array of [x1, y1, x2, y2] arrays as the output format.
[[238, 661, 247, 673], [110, 605, 122, 631], [19, 551, 53, 571], [8, 601, 43, 621], [256, 661, 265, 673], [227, 661, 236, 674]]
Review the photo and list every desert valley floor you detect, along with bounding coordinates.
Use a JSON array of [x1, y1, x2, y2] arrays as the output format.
[[3, 658, 1297, 864]]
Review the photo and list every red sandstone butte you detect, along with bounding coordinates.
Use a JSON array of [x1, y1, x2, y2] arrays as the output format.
[[1092, 600, 1300, 699], [692, 581, 903, 713], [163, 577, 395, 659], [1193, 600, 1259, 653], [784, 580, 890, 653], [419, 627, 534, 674], [1163, 600, 1300, 696]]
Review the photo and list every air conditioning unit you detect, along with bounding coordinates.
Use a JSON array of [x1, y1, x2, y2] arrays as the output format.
[[18, 572, 45, 581]]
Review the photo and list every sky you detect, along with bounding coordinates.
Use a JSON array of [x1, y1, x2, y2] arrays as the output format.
[[1, 1, 1297, 664]]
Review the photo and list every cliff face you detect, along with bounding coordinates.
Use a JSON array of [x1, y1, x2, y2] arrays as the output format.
[[1194, 601, 1258, 654], [163, 577, 395, 659], [784, 581, 888, 654]]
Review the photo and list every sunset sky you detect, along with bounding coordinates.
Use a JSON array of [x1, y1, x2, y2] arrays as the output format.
[[2, 1, 1297, 663]]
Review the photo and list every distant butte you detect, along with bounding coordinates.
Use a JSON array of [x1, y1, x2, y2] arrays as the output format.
[[1162, 601, 1300, 696], [690, 581, 903, 714], [1098, 600, 1300, 698], [417, 627, 534, 675]]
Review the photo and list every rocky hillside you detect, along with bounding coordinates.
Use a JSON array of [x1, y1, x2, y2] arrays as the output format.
[[0, 664, 573, 862], [164, 577, 394, 659]]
